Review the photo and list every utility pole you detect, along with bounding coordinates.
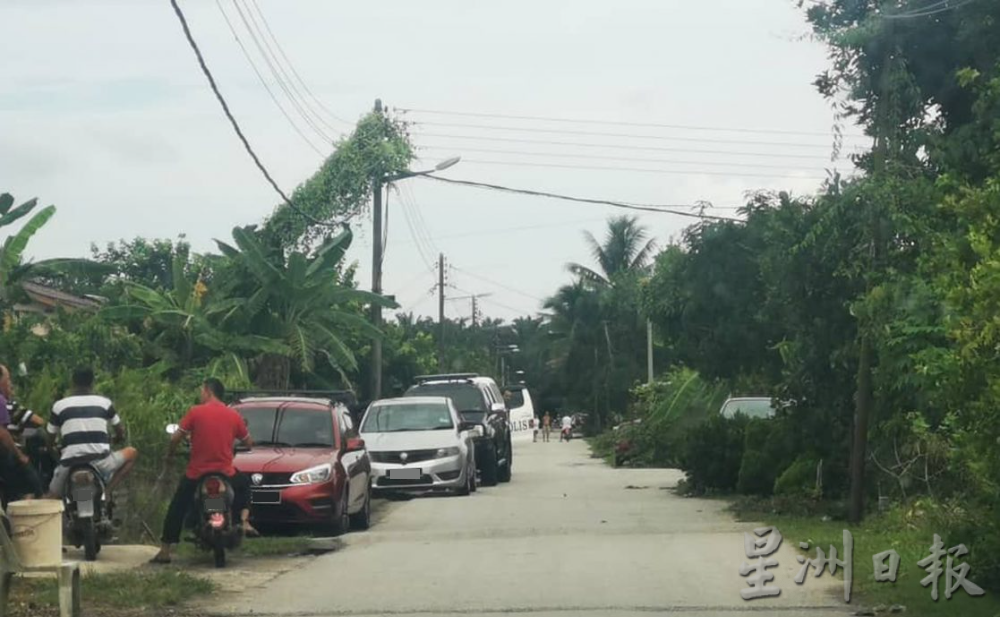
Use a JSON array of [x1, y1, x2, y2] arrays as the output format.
[[647, 319, 654, 384], [369, 98, 384, 401], [438, 253, 445, 370], [472, 295, 478, 327], [849, 22, 892, 524]]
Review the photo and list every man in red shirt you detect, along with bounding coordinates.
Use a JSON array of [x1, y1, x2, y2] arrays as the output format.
[[151, 378, 255, 564]]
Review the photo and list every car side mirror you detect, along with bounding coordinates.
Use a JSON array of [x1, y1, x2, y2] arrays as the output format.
[[490, 402, 506, 414], [346, 437, 366, 452], [458, 420, 478, 433]]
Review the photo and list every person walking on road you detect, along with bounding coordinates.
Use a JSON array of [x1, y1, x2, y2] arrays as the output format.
[[542, 412, 552, 442]]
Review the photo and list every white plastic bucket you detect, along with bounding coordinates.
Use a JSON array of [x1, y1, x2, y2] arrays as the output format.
[[7, 499, 64, 568]]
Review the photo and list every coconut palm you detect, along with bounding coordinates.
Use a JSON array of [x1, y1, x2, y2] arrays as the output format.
[[568, 215, 656, 287]]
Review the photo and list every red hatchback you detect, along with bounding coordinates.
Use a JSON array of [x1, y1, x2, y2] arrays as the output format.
[[231, 394, 372, 533]]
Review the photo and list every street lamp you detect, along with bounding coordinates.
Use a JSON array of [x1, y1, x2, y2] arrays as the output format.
[[369, 100, 461, 400], [497, 344, 520, 386]]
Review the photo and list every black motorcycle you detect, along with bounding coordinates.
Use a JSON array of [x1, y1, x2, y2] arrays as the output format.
[[165, 424, 244, 568], [62, 461, 115, 561]]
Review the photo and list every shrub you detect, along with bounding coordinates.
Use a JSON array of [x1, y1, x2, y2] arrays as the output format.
[[680, 413, 748, 494], [773, 454, 821, 497]]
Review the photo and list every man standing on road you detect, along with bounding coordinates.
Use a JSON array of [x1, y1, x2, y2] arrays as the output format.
[[151, 378, 255, 564], [542, 412, 552, 442]]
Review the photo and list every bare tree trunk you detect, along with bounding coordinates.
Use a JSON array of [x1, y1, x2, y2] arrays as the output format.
[[255, 353, 291, 390]]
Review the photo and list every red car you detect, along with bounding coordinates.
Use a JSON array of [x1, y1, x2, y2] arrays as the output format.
[[231, 393, 372, 533]]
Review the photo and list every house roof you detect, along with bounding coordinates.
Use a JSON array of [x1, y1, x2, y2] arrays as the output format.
[[20, 281, 102, 311]]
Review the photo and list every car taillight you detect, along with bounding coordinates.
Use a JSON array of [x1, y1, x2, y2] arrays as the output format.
[[204, 477, 225, 497], [209, 513, 225, 528]]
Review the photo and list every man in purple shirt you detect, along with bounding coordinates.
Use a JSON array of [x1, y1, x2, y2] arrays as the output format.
[[0, 364, 43, 502]]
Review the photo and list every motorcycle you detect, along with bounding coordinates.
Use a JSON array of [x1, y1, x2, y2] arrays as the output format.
[[560, 426, 572, 442], [62, 460, 115, 561], [165, 423, 244, 568]]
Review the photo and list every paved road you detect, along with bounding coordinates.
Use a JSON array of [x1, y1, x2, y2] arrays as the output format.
[[206, 439, 850, 617]]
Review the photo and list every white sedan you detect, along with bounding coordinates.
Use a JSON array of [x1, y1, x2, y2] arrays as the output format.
[[360, 396, 478, 496]]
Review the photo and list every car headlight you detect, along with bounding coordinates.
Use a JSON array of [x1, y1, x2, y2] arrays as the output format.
[[290, 463, 332, 485], [436, 447, 460, 458]]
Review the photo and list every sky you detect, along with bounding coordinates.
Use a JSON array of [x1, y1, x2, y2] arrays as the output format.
[[0, 0, 867, 322]]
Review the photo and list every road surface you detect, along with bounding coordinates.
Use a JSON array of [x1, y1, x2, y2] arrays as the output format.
[[205, 439, 850, 617]]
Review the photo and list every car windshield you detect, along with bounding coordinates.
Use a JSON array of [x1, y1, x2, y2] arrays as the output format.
[[721, 399, 775, 419], [362, 402, 454, 433], [405, 383, 486, 413], [503, 389, 525, 408], [239, 405, 335, 447]]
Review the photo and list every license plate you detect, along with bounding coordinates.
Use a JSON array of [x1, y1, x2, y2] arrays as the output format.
[[251, 490, 281, 505], [71, 486, 95, 502], [204, 496, 227, 513], [75, 499, 94, 518], [388, 467, 421, 480]]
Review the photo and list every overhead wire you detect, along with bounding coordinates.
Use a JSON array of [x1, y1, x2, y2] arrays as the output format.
[[397, 107, 866, 139], [416, 132, 853, 161], [451, 266, 548, 303], [411, 120, 846, 150], [420, 175, 743, 222], [417, 144, 833, 172], [214, 0, 325, 155], [230, 0, 335, 145], [885, 0, 977, 18], [245, 0, 351, 132], [459, 158, 829, 181], [167, 0, 344, 229]]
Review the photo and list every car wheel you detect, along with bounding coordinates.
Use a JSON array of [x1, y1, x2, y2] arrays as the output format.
[[480, 443, 499, 486], [332, 486, 351, 536], [349, 486, 371, 530], [498, 440, 512, 483]]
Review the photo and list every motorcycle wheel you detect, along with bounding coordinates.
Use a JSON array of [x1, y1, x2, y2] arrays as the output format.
[[213, 543, 226, 568], [82, 519, 100, 561]]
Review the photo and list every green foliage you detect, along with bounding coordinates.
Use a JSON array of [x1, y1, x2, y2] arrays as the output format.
[[264, 110, 414, 248], [679, 414, 748, 495], [773, 455, 821, 498]]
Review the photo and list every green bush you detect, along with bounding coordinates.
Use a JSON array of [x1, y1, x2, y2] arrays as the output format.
[[680, 414, 749, 494], [737, 419, 784, 495], [773, 454, 821, 497]]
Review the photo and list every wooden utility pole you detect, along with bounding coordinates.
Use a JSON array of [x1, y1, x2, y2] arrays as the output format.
[[438, 253, 445, 370], [370, 98, 384, 400], [849, 20, 892, 524]]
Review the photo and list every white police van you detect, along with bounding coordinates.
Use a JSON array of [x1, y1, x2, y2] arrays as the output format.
[[502, 384, 536, 441]]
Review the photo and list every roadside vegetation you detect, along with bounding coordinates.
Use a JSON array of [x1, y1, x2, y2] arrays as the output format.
[[10, 570, 213, 615]]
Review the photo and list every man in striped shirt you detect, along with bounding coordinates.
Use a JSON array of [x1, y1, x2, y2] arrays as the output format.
[[46, 367, 138, 498]]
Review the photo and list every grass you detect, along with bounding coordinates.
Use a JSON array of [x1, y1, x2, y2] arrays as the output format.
[[733, 499, 1000, 617], [10, 570, 213, 615], [175, 533, 317, 562]]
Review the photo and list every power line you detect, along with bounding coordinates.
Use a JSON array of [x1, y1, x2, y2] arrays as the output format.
[[477, 294, 538, 317], [416, 132, 852, 161], [885, 0, 977, 18], [214, 0, 325, 155], [420, 175, 742, 222], [452, 266, 547, 303], [418, 144, 832, 172], [460, 158, 829, 181], [398, 107, 866, 139], [168, 0, 342, 229], [230, 0, 335, 145], [412, 120, 844, 150], [245, 0, 352, 131]]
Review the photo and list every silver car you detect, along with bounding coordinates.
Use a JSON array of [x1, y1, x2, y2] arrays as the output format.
[[360, 397, 478, 496]]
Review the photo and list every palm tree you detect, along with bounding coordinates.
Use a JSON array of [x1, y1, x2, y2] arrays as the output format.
[[217, 225, 396, 389], [0, 193, 105, 306], [568, 215, 656, 287]]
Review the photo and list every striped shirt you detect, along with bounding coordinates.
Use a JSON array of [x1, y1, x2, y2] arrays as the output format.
[[47, 394, 120, 465]]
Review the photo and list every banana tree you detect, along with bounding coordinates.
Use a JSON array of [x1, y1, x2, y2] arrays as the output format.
[[100, 253, 283, 367], [0, 193, 111, 307], [216, 225, 397, 389]]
